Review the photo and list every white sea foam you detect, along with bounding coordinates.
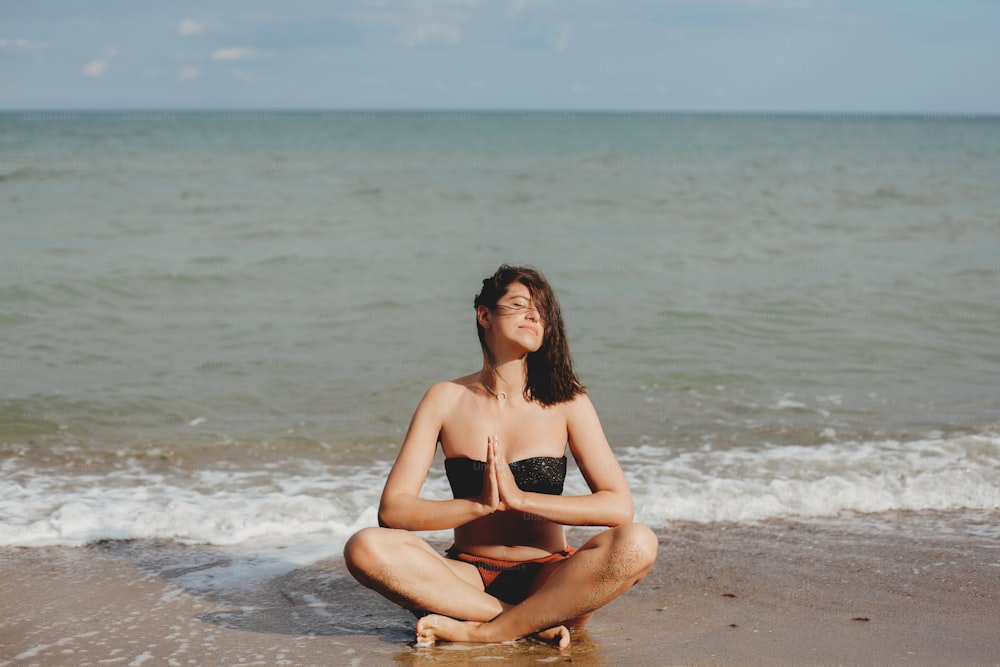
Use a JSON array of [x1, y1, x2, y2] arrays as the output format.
[[1, 433, 997, 550], [0, 460, 387, 550], [622, 433, 1000, 524]]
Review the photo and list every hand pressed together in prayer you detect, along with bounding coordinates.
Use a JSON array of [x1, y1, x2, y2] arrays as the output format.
[[477, 435, 527, 514]]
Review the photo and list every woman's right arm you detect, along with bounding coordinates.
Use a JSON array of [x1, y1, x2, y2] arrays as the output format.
[[377, 382, 498, 531]]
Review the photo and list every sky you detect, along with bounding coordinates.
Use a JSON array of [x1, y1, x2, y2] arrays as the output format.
[[1, 0, 998, 113]]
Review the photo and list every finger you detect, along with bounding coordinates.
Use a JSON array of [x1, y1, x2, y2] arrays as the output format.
[[492, 436, 506, 464], [487, 436, 502, 503], [493, 445, 514, 495]]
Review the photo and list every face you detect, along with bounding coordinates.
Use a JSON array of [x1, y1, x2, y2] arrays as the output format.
[[485, 282, 545, 351]]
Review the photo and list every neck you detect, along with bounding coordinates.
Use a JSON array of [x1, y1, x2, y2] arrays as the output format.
[[482, 355, 528, 400]]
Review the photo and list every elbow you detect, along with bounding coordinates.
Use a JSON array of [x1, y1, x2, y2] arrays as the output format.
[[606, 510, 633, 528], [378, 510, 403, 530], [377, 496, 417, 530], [379, 494, 426, 531], [377, 502, 399, 529], [606, 497, 634, 527], [378, 512, 408, 530]]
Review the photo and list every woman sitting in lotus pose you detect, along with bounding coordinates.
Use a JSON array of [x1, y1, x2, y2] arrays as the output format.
[[343, 264, 657, 649]]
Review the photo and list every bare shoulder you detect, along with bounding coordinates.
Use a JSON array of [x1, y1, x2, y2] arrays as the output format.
[[420, 380, 460, 406], [449, 371, 482, 388], [419, 375, 476, 410], [553, 392, 605, 442], [561, 391, 600, 420], [562, 391, 611, 449]]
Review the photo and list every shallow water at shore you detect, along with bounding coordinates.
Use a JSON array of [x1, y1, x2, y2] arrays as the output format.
[[2, 512, 997, 666]]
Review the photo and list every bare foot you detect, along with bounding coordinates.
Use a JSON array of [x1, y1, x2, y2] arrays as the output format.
[[533, 625, 571, 649], [415, 614, 483, 646], [415, 615, 571, 649]]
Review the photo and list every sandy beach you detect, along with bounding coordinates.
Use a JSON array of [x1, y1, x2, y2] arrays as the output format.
[[1, 512, 997, 667]]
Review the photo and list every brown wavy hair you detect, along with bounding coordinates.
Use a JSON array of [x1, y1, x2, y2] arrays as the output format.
[[474, 264, 584, 406]]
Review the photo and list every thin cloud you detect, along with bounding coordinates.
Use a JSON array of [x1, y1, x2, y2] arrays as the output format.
[[0, 38, 47, 52], [178, 67, 200, 81], [351, 1, 475, 47], [504, 1, 576, 52], [506, 0, 537, 19], [83, 59, 108, 77], [212, 47, 257, 61], [178, 18, 205, 36], [401, 22, 461, 46]]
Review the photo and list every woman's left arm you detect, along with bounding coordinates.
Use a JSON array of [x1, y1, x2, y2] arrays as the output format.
[[495, 393, 634, 527]]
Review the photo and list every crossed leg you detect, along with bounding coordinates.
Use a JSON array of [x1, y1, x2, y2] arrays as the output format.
[[414, 523, 657, 648], [343, 526, 507, 622], [344, 523, 658, 649]]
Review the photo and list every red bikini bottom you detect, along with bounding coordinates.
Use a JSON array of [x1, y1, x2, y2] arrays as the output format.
[[445, 545, 576, 605]]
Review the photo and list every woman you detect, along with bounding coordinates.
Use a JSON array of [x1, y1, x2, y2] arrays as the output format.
[[343, 264, 657, 649]]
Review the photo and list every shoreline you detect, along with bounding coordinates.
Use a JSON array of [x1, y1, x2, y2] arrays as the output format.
[[1, 513, 998, 666]]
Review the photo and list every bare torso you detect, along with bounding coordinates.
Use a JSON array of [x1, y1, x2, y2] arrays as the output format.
[[438, 373, 570, 559]]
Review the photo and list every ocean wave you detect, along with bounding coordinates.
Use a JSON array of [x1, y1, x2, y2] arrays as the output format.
[[622, 433, 1000, 524], [0, 459, 397, 549], [1, 432, 997, 549]]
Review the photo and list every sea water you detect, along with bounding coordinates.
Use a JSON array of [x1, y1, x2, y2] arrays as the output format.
[[2, 111, 999, 555]]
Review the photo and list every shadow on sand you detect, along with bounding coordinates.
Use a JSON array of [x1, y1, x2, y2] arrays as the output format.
[[88, 538, 605, 665]]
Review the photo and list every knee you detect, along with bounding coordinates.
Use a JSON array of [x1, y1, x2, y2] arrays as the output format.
[[610, 523, 658, 577], [343, 527, 395, 578]]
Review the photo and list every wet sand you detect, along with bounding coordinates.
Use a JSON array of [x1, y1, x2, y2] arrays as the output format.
[[2, 513, 998, 666]]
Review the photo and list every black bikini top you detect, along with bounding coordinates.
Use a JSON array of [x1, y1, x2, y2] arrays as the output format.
[[444, 455, 567, 498]]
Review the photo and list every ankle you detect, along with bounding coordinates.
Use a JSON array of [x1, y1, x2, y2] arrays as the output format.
[[469, 620, 501, 643]]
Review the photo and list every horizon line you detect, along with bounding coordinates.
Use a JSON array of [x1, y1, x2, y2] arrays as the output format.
[[2, 108, 998, 119]]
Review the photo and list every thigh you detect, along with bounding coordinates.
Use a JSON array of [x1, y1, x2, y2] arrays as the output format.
[[527, 553, 594, 628], [419, 540, 486, 592], [529, 530, 610, 589], [373, 528, 487, 593], [524, 530, 618, 626]]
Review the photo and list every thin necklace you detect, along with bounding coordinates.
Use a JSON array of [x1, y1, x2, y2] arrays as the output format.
[[481, 372, 508, 403]]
